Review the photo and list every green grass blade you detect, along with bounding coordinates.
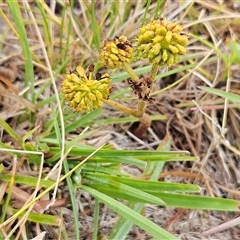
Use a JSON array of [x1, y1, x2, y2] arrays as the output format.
[[45, 130, 98, 163], [87, 114, 167, 126], [82, 164, 130, 177], [82, 185, 179, 240], [0, 173, 53, 188], [228, 40, 240, 64], [9, 208, 61, 226], [151, 192, 238, 211], [92, 176, 200, 193], [110, 136, 171, 239], [85, 174, 166, 205], [81, 156, 146, 167], [87, 183, 150, 203], [88, 184, 238, 211], [0, 118, 20, 142], [51, 101, 80, 239], [87, 0, 101, 49], [49, 148, 192, 158], [6, 1, 35, 103], [199, 86, 240, 103], [47, 108, 102, 138]]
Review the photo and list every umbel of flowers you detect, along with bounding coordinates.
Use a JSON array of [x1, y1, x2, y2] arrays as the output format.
[[62, 65, 111, 112], [137, 18, 188, 66], [62, 18, 189, 136], [99, 35, 133, 69]]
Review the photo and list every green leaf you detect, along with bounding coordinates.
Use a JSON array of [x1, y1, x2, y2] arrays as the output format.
[[85, 174, 166, 205], [199, 86, 240, 103], [9, 208, 61, 226], [0, 173, 54, 188], [228, 40, 240, 64], [22, 126, 40, 144], [89, 184, 238, 211], [6, 1, 35, 103], [46, 130, 98, 162], [88, 175, 200, 193], [0, 142, 21, 158], [47, 109, 102, 138], [48, 147, 195, 166], [87, 114, 167, 126], [87, 183, 155, 203], [49, 147, 194, 159], [0, 118, 20, 142], [151, 192, 238, 211], [82, 185, 179, 240], [82, 164, 130, 177], [110, 135, 172, 239], [23, 143, 42, 165]]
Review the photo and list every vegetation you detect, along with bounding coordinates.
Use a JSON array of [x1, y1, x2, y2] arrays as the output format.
[[0, 1, 240, 239]]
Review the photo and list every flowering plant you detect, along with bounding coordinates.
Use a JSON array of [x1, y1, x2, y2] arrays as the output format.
[[62, 18, 188, 137]]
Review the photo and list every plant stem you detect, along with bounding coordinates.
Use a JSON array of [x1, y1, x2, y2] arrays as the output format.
[[137, 100, 146, 117], [149, 63, 159, 86], [103, 99, 140, 118], [133, 113, 151, 137], [123, 62, 139, 81]]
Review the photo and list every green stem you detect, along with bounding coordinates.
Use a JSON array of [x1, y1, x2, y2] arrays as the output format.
[[137, 100, 146, 117], [123, 62, 139, 81], [103, 99, 141, 118], [149, 63, 159, 82]]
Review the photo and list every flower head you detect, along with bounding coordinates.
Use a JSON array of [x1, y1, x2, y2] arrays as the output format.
[[62, 65, 111, 112], [137, 18, 188, 66], [99, 35, 133, 69]]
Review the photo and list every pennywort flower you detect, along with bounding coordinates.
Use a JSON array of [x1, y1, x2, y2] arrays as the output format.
[[99, 35, 133, 69], [137, 18, 188, 66], [62, 65, 111, 112]]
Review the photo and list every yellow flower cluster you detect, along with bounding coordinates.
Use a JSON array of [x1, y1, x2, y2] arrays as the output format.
[[62, 66, 111, 112], [137, 18, 188, 66], [99, 36, 133, 69]]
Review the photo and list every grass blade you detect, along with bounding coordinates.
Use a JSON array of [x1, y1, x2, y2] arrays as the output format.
[[199, 86, 240, 103], [6, 1, 35, 103], [82, 185, 179, 240]]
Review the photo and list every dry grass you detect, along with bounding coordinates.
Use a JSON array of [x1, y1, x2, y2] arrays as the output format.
[[0, 1, 240, 239]]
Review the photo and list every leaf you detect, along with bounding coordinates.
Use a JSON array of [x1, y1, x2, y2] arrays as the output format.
[[9, 208, 61, 226], [199, 86, 240, 103], [151, 192, 238, 211], [82, 185, 179, 240], [6, 1, 35, 103], [228, 40, 240, 64], [0, 173, 53, 188], [0, 118, 20, 142], [85, 174, 166, 205], [88, 175, 200, 193]]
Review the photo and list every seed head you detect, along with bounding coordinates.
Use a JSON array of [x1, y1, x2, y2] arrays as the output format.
[[99, 36, 133, 69], [137, 18, 189, 66], [62, 66, 111, 112]]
